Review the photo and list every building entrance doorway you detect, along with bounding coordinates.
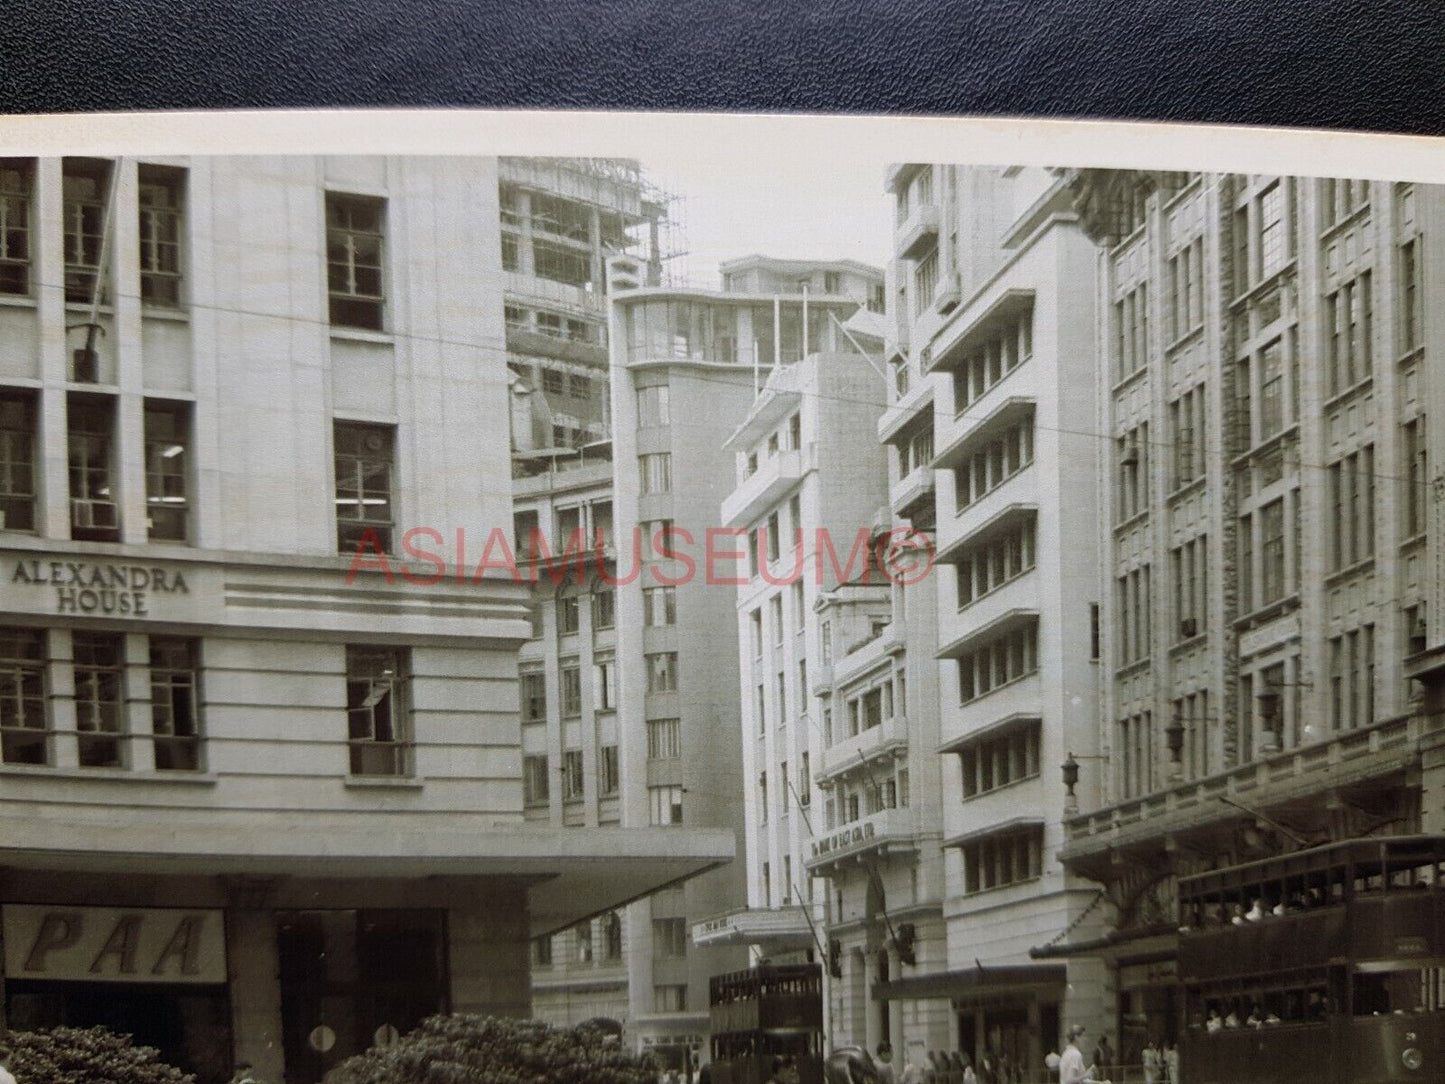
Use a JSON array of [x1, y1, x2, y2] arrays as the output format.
[[6, 980, 232, 1083], [276, 908, 449, 1084]]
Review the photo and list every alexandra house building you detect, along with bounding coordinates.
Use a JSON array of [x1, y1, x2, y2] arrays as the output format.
[[0, 154, 730, 1084]]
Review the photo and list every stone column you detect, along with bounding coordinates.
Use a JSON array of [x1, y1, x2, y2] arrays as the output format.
[[226, 906, 285, 1082]]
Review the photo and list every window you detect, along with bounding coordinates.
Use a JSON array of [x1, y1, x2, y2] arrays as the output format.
[[951, 310, 1033, 413], [1116, 422, 1149, 521], [574, 921, 593, 963], [73, 632, 124, 768], [1326, 271, 1373, 396], [957, 622, 1038, 703], [1114, 282, 1149, 381], [562, 749, 584, 802], [799, 753, 811, 806], [797, 659, 808, 714], [345, 646, 410, 777], [645, 586, 676, 627], [68, 396, 118, 542], [750, 610, 763, 657], [653, 985, 687, 1013], [1171, 535, 1208, 640], [953, 515, 1037, 608], [520, 672, 546, 722], [568, 374, 591, 400], [762, 860, 772, 905], [1116, 566, 1151, 665], [150, 637, 200, 771], [788, 413, 802, 451], [0, 390, 37, 532], [639, 453, 672, 495], [138, 165, 184, 307], [913, 249, 939, 315], [958, 721, 1041, 799], [1168, 384, 1205, 489], [0, 159, 33, 295], [0, 628, 47, 765], [600, 745, 619, 796], [557, 593, 580, 635], [647, 717, 681, 759], [143, 401, 190, 542], [326, 193, 385, 330], [758, 771, 769, 824], [603, 913, 623, 960], [560, 664, 582, 717], [782, 855, 793, 903], [524, 755, 549, 806], [649, 784, 683, 825], [820, 621, 832, 664], [592, 588, 615, 630], [334, 422, 395, 555], [542, 369, 565, 397], [960, 827, 1043, 895], [769, 595, 784, 645], [637, 385, 671, 427], [1257, 182, 1286, 278], [1398, 188, 1421, 354], [1168, 237, 1204, 341], [1329, 625, 1376, 731], [1117, 710, 1155, 799], [63, 159, 111, 304], [953, 416, 1034, 509], [1329, 445, 1375, 570], [593, 659, 616, 711], [646, 652, 678, 693], [532, 935, 553, 967], [1260, 499, 1286, 604], [1404, 417, 1428, 538], [653, 917, 687, 958], [766, 511, 780, 563]]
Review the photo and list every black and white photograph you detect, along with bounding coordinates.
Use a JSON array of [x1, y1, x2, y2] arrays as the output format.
[[0, 109, 1440, 1084]]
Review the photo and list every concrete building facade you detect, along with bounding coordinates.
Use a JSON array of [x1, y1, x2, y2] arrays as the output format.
[[1055, 170, 1444, 1068], [0, 154, 731, 1084], [865, 164, 1107, 1075]]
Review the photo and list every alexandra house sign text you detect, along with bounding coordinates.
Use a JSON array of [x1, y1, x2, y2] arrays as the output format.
[[3, 905, 227, 984], [10, 559, 190, 616]]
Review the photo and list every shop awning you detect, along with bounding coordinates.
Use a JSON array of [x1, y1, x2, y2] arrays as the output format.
[[874, 962, 1065, 1002], [0, 809, 735, 939]]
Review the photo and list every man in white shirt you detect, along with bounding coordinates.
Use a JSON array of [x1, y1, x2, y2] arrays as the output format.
[[0, 1042, 17, 1084], [1058, 1025, 1091, 1084]]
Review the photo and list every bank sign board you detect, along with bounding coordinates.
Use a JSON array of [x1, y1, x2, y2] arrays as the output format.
[[3, 905, 227, 984]]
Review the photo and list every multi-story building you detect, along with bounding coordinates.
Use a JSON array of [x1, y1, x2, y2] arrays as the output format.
[[1055, 170, 1443, 1061], [500, 157, 663, 1034], [866, 164, 1107, 1074], [607, 255, 881, 1068], [0, 154, 732, 1084], [702, 264, 890, 1049]]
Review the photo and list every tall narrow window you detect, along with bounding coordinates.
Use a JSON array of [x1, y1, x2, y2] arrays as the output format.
[[345, 646, 410, 777], [150, 637, 201, 771], [0, 628, 47, 765], [1404, 417, 1428, 538], [1260, 500, 1286, 604], [645, 652, 678, 693], [639, 453, 672, 495], [649, 784, 683, 825], [562, 749, 584, 801], [74, 632, 124, 768], [520, 672, 546, 722], [524, 755, 550, 805], [560, 664, 582, 717], [63, 159, 112, 305], [137, 165, 184, 307], [593, 659, 616, 712], [68, 395, 119, 542], [326, 193, 385, 330], [636, 385, 671, 427], [144, 400, 190, 542], [0, 159, 34, 296], [334, 422, 395, 555], [0, 390, 37, 532], [1257, 183, 1285, 278]]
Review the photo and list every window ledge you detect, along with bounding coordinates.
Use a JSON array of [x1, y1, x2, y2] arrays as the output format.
[[956, 565, 1037, 615], [1233, 594, 1301, 631], [1321, 375, 1374, 413], [1112, 510, 1150, 536], [1400, 533, 1427, 552], [1397, 344, 1425, 368], [960, 771, 1041, 804], [1169, 632, 1209, 655], [0, 294, 38, 311], [959, 668, 1039, 709], [1229, 260, 1298, 311], [1166, 475, 1208, 504], [1109, 363, 1149, 398], [1113, 657, 1152, 680], [330, 326, 395, 347], [1318, 202, 1372, 245], [1164, 323, 1206, 356], [345, 775, 425, 790], [962, 873, 1043, 900], [0, 765, 218, 785], [1230, 423, 1301, 470], [141, 305, 190, 323], [1322, 557, 1376, 589]]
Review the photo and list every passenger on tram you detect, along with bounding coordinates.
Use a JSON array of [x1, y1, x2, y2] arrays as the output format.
[[1229, 903, 1247, 926], [1245, 898, 1266, 922], [1223, 1008, 1241, 1029], [1245, 1006, 1263, 1029], [1205, 1009, 1223, 1033]]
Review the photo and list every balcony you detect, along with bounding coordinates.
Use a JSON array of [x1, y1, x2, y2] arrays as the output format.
[[940, 575, 1039, 655], [692, 904, 815, 949], [878, 376, 934, 445], [818, 711, 909, 785], [720, 448, 804, 529], [805, 806, 922, 873], [885, 163, 925, 194], [897, 204, 941, 261], [503, 271, 599, 317], [939, 673, 1043, 753], [948, 464, 1036, 549], [890, 465, 935, 522], [927, 289, 1036, 377], [725, 364, 805, 450]]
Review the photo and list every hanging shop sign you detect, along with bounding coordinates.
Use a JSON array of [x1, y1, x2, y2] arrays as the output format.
[[3, 905, 227, 984]]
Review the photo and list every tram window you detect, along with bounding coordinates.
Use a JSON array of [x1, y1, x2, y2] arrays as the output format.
[[1355, 968, 1445, 1015]]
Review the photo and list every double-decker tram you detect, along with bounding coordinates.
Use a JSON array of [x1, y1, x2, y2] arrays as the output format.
[[707, 963, 825, 1084], [1176, 836, 1445, 1083]]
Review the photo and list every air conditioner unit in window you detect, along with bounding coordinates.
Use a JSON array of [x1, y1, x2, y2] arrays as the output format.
[[1410, 619, 1429, 654], [72, 347, 99, 384], [71, 499, 118, 529], [1180, 618, 1199, 639], [1120, 445, 1139, 467]]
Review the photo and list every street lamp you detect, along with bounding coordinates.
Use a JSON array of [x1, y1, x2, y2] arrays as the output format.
[[1165, 713, 1186, 779], [1061, 752, 1106, 815], [1257, 691, 1284, 754]]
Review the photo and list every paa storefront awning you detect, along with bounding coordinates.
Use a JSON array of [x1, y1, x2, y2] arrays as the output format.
[[0, 809, 735, 939], [875, 963, 1066, 1002]]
